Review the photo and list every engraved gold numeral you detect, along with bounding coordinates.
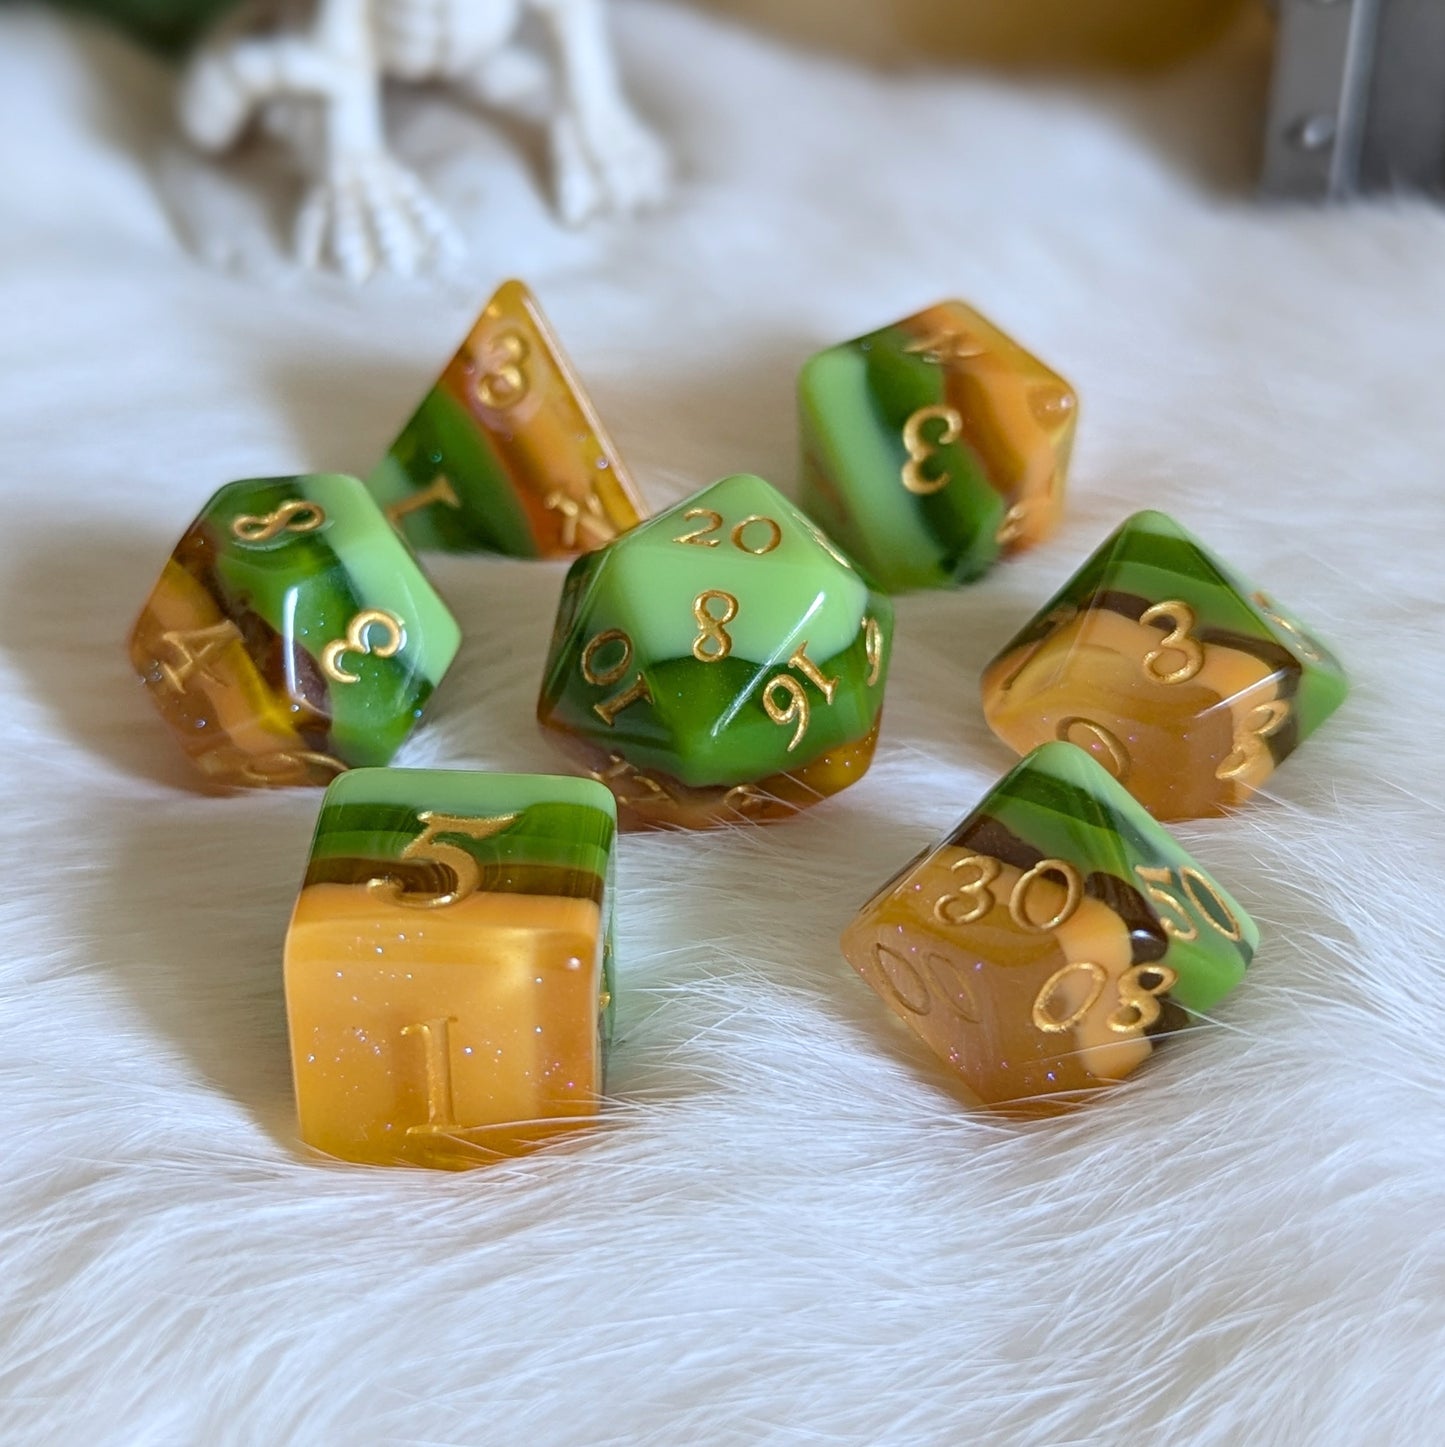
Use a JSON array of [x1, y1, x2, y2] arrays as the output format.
[[1253, 591, 1324, 662], [1108, 964, 1179, 1035], [934, 855, 1083, 933], [545, 488, 614, 549], [231, 499, 326, 544], [995, 501, 1029, 547], [863, 616, 885, 687], [724, 783, 773, 814], [320, 609, 405, 684], [195, 746, 347, 787], [476, 331, 529, 408], [1032, 961, 1108, 1034], [872, 943, 933, 1016], [370, 810, 520, 910], [901, 404, 964, 496], [581, 629, 653, 726], [1057, 717, 1131, 782], [401, 1016, 462, 1135], [592, 753, 674, 806], [386, 476, 461, 532], [158, 620, 242, 692], [1133, 864, 1242, 943], [1139, 600, 1204, 685], [691, 590, 738, 662], [903, 328, 984, 365], [1216, 699, 1291, 782], [762, 644, 841, 751], [673, 510, 784, 555]]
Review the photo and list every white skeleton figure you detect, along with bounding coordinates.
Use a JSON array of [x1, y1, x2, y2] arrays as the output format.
[[179, 0, 671, 279]]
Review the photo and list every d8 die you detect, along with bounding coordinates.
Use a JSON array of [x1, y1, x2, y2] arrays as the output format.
[[285, 770, 617, 1168], [128, 474, 461, 788], [982, 510, 1348, 820], [366, 279, 646, 558], [537, 473, 894, 829], [842, 742, 1257, 1113], [798, 300, 1077, 592]]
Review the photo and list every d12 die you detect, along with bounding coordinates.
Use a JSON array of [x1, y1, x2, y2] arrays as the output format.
[[129, 474, 461, 788], [798, 300, 1077, 592], [537, 473, 893, 829], [982, 510, 1348, 820], [842, 742, 1257, 1113], [285, 769, 617, 1168], [366, 278, 646, 558]]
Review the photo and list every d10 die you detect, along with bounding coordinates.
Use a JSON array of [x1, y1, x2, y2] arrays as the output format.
[[285, 770, 617, 1168], [798, 300, 1077, 592], [366, 278, 647, 558], [982, 510, 1348, 820], [537, 473, 893, 830], [842, 742, 1257, 1113], [128, 474, 461, 788]]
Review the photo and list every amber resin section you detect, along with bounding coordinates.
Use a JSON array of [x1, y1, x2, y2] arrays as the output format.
[[981, 510, 1348, 819], [284, 770, 617, 1168], [366, 279, 647, 558], [841, 743, 1258, 1115]]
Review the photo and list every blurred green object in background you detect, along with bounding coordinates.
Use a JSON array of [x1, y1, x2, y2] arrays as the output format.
[[22, 0, 237, 51]]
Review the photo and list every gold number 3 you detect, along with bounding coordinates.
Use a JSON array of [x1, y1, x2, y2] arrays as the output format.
[[901, 404, 963, 496], [1139, 600, 1204, 685], [370, 811, 521, 910], [321, 609, 405, 684], [477, 331, 529, 408]]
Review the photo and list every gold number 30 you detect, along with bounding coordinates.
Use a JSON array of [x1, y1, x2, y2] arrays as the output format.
[[370, 811, 520, 910], [321, 609, 405, 684], [901, 405, 963, 496]]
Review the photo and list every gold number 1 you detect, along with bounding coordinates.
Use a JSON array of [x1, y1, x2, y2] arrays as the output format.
[[401, 1016, 461, 1135]]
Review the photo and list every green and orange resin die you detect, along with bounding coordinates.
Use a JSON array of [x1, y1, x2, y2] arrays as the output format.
[[799, 300, 1078, 591], [366, 279, 647, 558], [129, 474, 461, 788], [982, 510, 1348, 819], [842, 742, 1257, 1113], [538, 473, 893, 829], [285, 769, 617, 1168]]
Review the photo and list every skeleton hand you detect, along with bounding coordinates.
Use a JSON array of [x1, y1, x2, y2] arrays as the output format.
[[552, 105, 671, 227]]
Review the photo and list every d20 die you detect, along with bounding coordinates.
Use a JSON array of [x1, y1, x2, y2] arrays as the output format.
[[366, 278, 646, 558], [842, 742, 1257, 1113], [982, 510, 1348, 820], [799, 300, 1077, 592], [285, 769, 617, 1168], [537, 473, 893, 829], [128, 474, 461, 788]]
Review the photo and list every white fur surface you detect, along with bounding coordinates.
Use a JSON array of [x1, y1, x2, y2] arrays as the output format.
[[3, 6, 1444, 1442]]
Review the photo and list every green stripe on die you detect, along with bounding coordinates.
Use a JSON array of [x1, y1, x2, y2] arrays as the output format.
[[981, 742, 1257, 1012]]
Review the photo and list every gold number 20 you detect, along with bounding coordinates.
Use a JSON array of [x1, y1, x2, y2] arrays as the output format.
[[370, 811, 520, 910]]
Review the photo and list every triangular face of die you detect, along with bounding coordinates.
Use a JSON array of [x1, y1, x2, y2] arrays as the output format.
[[366, 279, 647, 559], [843, 743, 1257, 1111]]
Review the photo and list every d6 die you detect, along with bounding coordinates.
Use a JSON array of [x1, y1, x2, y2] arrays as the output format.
[[285, 770, 617, 1168], [366, 279, 646, 558], [842, 742, 1257, 1113], [129, 474, 461, 788], [799, 300, 1077, 592], [982, 510, 1348, 820], [538, 473, 893, 829]]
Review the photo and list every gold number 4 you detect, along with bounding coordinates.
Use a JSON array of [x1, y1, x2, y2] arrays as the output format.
[[158, 620, 242, 693], [546, 488, 614, 549], [1133, 864, 1243, 943], [901, 404, 963, 496], [386, 476, 461, 532], [321, 609, 406, 684], [371, 811, 520, 910]]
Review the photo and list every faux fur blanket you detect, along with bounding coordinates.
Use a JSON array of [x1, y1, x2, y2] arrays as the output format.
[[3, 4, 1442, 1442]]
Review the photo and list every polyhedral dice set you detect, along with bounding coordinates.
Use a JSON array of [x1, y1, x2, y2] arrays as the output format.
[[128, 283, 1347, 1161]]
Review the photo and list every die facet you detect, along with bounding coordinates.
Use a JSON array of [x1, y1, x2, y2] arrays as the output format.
[[285, 769, 617, 1168], [842, 742, 1257, 1113], [128, 474, 461, 788], [537, 473, 894, 829], [981, 510, 1348, 820], [798, 300, 1077, 592], [366, 278, 646, 558]]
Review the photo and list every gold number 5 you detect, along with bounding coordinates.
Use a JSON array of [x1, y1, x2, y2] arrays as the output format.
[[321, 609, 405, 684], [370, 811, 521, 910], [901, 404, 963, 496]]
